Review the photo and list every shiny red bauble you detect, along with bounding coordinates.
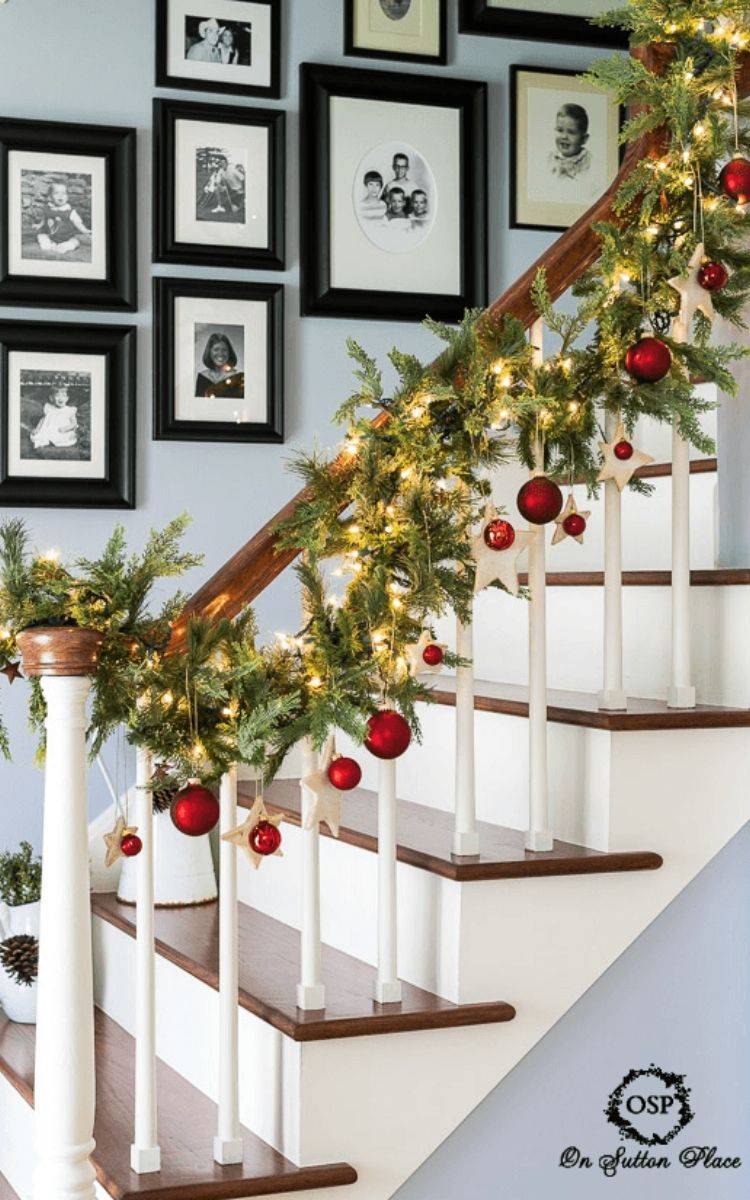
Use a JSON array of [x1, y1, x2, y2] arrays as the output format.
[[422, 642, 445, 667], [170, 784, 220, 837], [697, 260, 729, 292], [249, 820, 282, 857], [120, 833, 143, 858], [365, 709, 412, 760], [516, 476, 563, 526], [327, 756, 363, 791], [562, 512, 587, 538], [719, 156, 750, 204], [624, 337, 672, 383], [614, 439, 634, 461], [483, 518, 516, 552]]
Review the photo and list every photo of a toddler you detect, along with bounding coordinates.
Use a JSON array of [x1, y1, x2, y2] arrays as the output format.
[[548, 103, 591, 180]]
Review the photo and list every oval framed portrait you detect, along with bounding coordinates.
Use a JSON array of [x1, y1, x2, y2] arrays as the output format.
[[352, 142, 437, 255]]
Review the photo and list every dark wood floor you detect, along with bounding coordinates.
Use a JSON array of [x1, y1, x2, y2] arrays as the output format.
[[241, 780, 663, 884], [0, 1173, 18, 1200], [0, 1009, 356, 1200], [427, 678, 750, 731], [93, 894, 516, 1042]]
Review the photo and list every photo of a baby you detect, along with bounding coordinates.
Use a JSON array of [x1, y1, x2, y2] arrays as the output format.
[[20, 170, 92, 264], [548, 103, 591, 180], [195, 146, 247, 224], [353, 143, 436, 253], [19, 370, 92, 463]]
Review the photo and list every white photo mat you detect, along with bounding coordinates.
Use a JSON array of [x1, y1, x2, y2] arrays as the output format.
[[352, 0, 441, 56], [174, 117, 269, 249], [7, 350, 107, 480], [7, 150, 107, 281], [174, 294, 267, 424], [166, 0, 272, 88], [329, 95, 461, 296]]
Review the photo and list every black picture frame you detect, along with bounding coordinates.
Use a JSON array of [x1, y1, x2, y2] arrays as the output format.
[[344, 0, 447, 65], [0, 117, 137, 312], [153, 277, 284, 444], [155, 0, 281, 98], [458, 0, 627, 49], [153, 98, 285, 271], [300, 62, 487, 323], [0, 320, 136, 509]]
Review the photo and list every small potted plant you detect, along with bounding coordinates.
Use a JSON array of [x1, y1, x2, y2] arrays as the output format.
[[0, 840, 41, 1023]]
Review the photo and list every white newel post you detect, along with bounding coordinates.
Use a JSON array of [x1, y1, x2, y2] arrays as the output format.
[[297, 737, 325, 1010], [131, 749, 161, 1174], [668, 317, 696, 708], [598, 408, 628, 711], [214, 766, 243, 1164], [526, 319, 554, 852], [374, 758, 401, 1003], [453, 613, 479, 856]]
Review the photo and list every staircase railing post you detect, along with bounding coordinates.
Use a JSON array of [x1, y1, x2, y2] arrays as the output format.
[[453, 611, 479, 857], [598, 409, 628, 711], [297, 737, 325, 1010], [131, 747, 161, 1174], [374, 757, 401, 1003], [668, 317, 696, 708], [214, 765, 244, 1163]]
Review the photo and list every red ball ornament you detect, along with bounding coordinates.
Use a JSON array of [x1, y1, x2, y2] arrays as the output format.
[[516, 477, 563, 526], [562, 512, 587, 538], [720, 156, 750, 205], [483, 518, 516, 552], [624, 337, 672, 384], [120, 833, 143, 858], [327, 756, 363, 791], [614, 439, 634, 461], [170, 784, 220, 837], [422, 642, 445, 667], [697, 260, 729, 292], [249, 820, 282, 857], [365, 709, 412, 760]]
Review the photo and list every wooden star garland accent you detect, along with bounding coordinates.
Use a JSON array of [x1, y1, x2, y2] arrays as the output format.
[[103, 815, 138, 869], [1, 661, 22, 684], [471, 504, 533, 597], [597, 422, 654, 492], [404, 629, 446, 677], [301, 736, 341, 837], [552, 494, 590, 545], [221, 796, 284, 870], [668, 242, 715, 327]]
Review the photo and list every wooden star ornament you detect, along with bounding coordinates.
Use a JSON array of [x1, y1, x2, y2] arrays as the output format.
[[552, 494, 591, 545], [404, 629, 446, 677], [221, 796, 284, 870], [668, 243, 716, 327], [471, 504, 533, 598], [1, 661, 22, 684], [597, 422, 654, 491], [301, 736, 341, 837], [103, 815, 138, 869]]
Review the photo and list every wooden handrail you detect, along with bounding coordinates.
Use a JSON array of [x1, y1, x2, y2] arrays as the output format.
[[170, 45, 750, 647]]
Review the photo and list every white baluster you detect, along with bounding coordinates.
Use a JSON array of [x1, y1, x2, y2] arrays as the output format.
[[526, 319, 554, 852], [598, 409, 628, 710], [453, 613, 479, 856], [34, 676, 96, 1200], [297, 737, 325, 1010], [374, 758, 401, 1003], [214, 766, 243, 1163], [668, 316, 696, 708], [131, 748, 161, 1174]]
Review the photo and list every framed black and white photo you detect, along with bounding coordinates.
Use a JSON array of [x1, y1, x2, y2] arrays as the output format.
[[300, 63, 487, 322], [458, 0, 627, 48], [153, 99, 285, 270], [0, 118, 137, 311], [0, 321, 136, 508], [511, 66, 622, 233], [154, 277, 283, 443], [344, 0, 447, 65], [156, 0, 281, 98]]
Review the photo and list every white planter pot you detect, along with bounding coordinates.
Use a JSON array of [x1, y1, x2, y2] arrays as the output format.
[[0, 898, 40, 1024], [117, 807, 217, 908]]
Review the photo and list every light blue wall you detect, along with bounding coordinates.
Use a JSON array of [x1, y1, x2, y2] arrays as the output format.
[[0, 0, 607, 851]]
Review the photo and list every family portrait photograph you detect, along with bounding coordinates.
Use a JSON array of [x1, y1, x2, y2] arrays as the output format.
[[345, 0, 446, 64], [158, 0, 280, 97], [353, 143, 436, 253]]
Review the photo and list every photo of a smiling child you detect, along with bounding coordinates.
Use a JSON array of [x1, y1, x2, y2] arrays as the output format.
[[20, 170, 93, 264], [353, 143, 436, 254], [19, 370, 92, 464]]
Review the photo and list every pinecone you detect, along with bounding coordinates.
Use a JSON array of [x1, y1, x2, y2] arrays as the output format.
[[0, 934, 39, 987], [152, 764, 177, 815]]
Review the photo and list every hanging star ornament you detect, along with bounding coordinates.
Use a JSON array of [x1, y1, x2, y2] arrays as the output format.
[[221, 796, 284, 869], [1, 661, 22, 684], [404, 629, 446, 676], [668, 243, 716, 327], [471, 504, 533, 597], [552, 494, 590, 545], [597, 422, 654, 491], [103, 815, 138, 869], [300, 736, 342, 837]]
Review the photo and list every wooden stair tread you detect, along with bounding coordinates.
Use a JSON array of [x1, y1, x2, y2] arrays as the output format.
[[92, 894, 515, 1042], [518, 567, 750, 587], [426, 678, 750, 731], [0, 1173, 19, 1200], [239, 780, 663, 883], [0, 1009, 356, 1200]]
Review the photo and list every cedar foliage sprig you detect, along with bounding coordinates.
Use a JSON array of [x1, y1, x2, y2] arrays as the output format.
[[0, 840, 42, 906]]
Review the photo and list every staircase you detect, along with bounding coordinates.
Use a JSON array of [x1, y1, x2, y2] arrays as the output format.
[[2, 39, 750, 1200]]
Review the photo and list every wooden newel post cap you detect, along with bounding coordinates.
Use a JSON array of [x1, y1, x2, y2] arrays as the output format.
[[16, 627, 105, 677]]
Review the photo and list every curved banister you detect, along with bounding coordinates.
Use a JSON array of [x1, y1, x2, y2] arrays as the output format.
[[170, 44, 750, 648]]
